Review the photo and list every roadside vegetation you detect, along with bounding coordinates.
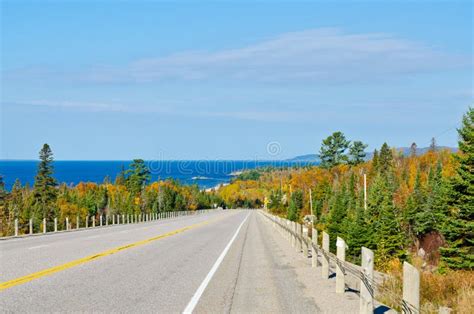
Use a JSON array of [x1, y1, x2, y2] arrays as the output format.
[[0, 153, 224, 236], [217, 107, 473, 311]]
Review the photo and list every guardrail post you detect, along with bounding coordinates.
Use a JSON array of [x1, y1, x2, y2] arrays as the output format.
[[312, 228, 319, 267], [303, 226, 309, 257], [92, 216, 96, 228], [105, 215, 108, 226], [322, 232, 329, 279], [66, 217, 69, 231], [29, 218, 33, 235], [360, 247, 374, 314], [43, 218, 46, 233], [118, 215, 121, 224], [100, 215, 103, 227], [76, 216, 79, 229], [86, 216, 89, 228], [403, 262, 420, 314], [14, 218, 18, 236], [112, 215, 115, 225], [336, 237, 346, 293], [54, 217, 58, 232], [298, 223, 303, 253]]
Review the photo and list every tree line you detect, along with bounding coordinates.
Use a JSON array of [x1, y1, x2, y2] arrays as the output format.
[[0, 152, 224, 236], [219, 107, 473, 271]]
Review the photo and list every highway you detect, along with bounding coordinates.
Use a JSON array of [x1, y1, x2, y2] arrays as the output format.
[[0, 210, 359, 313]]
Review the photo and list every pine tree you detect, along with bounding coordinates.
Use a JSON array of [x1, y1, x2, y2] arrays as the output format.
[[287, 190, 303, 221], [441, 107, 474, 270], [319, 131, 350, 168], [125, 159, 151, 195], [33, 144, 57, 221], [430, 137, 437, 152], [348, 141, 368, 165]]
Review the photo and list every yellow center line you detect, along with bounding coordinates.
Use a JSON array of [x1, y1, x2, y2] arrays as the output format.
[[0, 212, 235, 291]]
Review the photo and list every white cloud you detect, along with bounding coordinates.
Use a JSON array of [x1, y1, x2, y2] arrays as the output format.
[[82, 28, 469, 83]]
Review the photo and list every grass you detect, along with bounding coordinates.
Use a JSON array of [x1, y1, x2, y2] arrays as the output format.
[[378, 259, 474, 313]]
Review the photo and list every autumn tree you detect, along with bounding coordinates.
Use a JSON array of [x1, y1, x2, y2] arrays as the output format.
[[441, 107, 474, 270], [319, 131, 350, 168], [32, 144, 57, 223]]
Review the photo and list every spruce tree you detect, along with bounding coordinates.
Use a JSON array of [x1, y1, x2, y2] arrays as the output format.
[[319, 131, 350, 168], [441, 107, 474, 270], [410, 142, 418, 157], [378, 143, 393, 176], [33, 144, 57, 221]]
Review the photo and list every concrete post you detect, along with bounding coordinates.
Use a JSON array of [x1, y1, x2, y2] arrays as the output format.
[[86, 216, 89, 228], [106, 215, 109, 226], [336, 237, 346, 294], [66, 217, 69, 231], [112, 215, 115, 225], [298, 223, 303, 253], [312, 228, 319, 267], [54, 217, 58, 232], [77, 216, 79, 229], [127, 214, 130, 224], [29, 218, 33, 235], [403, 262, 420, 313], [303, 226, 309, 257], [118, 215, 121, 224], [43, 218, 46, 233], [14, 218, 18, 236], [100, 215, 103, 227], [92, 216, 95, 228], [360, 247, 374, 314], [322, 232, 329, 279]]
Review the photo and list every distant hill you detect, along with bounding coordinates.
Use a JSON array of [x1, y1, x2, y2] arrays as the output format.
[[287, 146, 458, 162]]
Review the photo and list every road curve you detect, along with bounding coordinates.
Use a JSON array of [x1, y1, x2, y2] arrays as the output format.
[[0, 210, 359, 313]]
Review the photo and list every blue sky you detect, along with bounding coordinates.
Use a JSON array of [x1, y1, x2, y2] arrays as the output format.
[[1, 1, 472, 160]]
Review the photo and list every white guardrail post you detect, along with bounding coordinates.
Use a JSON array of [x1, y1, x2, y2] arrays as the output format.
[[336, 237, 346, 294], [29, 218, 33, 235], [14, 218, 18, 236], [43, 218, 46, 233], [66, 217, 69, 231], [92, 216, 96, 228], [54, 217, 58, 232], [360, 247, 374, 314], [76, 216, 80, 229], [402, 262, 420, 314], [322, 232, 329, 279], [303, 226, 309, 257], [312, 228, 319, 267]]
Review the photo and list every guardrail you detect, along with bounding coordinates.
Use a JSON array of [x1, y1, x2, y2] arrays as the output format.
[[260, 210, 421, 314], [2, 209, 218, 239]]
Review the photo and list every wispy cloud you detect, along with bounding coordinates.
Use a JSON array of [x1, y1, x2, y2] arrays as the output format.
[[3, 28, 469, 85], [81, 28, 469, 83]]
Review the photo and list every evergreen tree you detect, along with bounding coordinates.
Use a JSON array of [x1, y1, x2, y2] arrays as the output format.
[[287, 190, 303, 221], [319, 131, 350, 168], [371, 149, 379, 174], [410, 142, 418, 157], [33, 144, 57, 221], [115, 165, 126, 185], [414, 162, 448, 235], [125, 159, 151, 195], [441, 107, 474, 270], [348, 141, 368, 165], [367, 175, 406, 267], [378, 143, 393, 176], [430, 137, 437, 152]]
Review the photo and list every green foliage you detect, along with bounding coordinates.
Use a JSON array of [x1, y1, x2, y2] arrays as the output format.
[[33, 144, 57, 221], [349, 141, 368, 165], [287, 190, 303, 221], [441, 107, 474, 270], [378, 143, 393, 176], [237, 170, 261, 181], [319, 131, 350, 168], [125, 159, 151, 195]]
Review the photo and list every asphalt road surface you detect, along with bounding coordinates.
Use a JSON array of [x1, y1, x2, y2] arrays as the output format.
[[0, 210, 359, 313]]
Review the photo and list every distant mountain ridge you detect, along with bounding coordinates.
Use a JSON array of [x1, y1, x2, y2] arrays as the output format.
[[286, 146, 458, 162]]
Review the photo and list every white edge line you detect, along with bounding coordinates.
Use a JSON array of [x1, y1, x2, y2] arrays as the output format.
[[183, 212, 251, 314]]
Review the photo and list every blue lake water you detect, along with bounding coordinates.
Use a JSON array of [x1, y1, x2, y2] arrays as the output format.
[[0, 160, 314, 190]]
